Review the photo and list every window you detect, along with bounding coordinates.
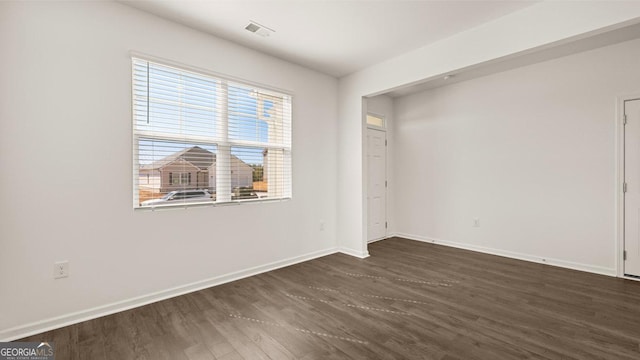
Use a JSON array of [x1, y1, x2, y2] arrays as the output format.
[[366, 113, 385, 128], [132, 57, 292, 208], [170, 172, 190, 185]]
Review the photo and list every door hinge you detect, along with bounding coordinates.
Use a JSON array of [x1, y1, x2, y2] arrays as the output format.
[[624, 182, 628, 193], [624, 114, 627, 125], [385, 180, 388, 187], [624, 250, 627, 261], [385, 139, 388, 146], [385, 221, 388, 229]]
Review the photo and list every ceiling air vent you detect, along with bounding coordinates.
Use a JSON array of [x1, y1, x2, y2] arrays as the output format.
[[245, 21, 274, 38]]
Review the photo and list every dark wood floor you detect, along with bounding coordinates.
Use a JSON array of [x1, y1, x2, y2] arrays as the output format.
[[19, 237, 640, 359]]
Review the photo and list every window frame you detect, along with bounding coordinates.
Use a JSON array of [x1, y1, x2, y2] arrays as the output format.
[[131, 53, 293, 210], [169, 172, 190, 186]]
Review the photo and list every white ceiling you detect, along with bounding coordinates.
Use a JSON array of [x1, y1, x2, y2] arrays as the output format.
[[119, 0, 537, 78]]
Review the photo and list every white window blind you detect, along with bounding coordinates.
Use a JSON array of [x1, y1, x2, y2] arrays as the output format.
[[132, 57, 292, 208]]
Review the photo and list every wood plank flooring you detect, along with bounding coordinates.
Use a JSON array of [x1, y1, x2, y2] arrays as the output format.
[[18, 237, 640, 359]]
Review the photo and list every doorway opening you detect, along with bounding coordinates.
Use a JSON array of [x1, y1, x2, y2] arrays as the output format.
[[621, 96, 640, 279], [366, 114, 387, 243]]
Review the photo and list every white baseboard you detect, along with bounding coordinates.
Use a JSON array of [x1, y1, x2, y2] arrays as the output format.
[[390, 232, 617, 277], [0, 247, 339, 342], [338, 247, 370, 259]]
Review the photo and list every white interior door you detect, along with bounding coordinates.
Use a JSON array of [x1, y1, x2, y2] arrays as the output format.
[[624, 98, 640, 277], [367, 128, 387, 241]]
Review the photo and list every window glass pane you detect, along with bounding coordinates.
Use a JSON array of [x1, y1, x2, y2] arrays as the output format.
[[133, 60, 218, 139], [229, 146, 264, 200], [367, 114, 384, 127], [137, 139, 216, 207], [228, 84, 290, 146], [228, 84, 268, 143], [230, 146, 290, 200]]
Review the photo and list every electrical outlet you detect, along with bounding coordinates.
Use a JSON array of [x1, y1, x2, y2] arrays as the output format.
[[319, 220, 325, 231], [54, 261, 69, 279], [473, 218, 480, 227]]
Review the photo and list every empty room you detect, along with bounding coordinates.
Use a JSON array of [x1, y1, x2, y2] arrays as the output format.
[[2, 1, 640, 359]]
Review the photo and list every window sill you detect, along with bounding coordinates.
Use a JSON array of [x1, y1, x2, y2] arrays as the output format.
[[134, 197, 292, 211]]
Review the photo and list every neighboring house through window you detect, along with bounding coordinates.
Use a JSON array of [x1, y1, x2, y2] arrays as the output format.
[[132, 57, 292, 208]]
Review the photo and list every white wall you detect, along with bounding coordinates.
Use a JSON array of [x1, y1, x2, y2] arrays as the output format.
[[0, 2, 338, 339], [392, 38, 640, 275], [337, 2, 640, 257]]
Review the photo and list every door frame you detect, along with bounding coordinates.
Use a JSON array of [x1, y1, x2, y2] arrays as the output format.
[[617, 93, 640, 280], [366, 118, 388, 243]]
